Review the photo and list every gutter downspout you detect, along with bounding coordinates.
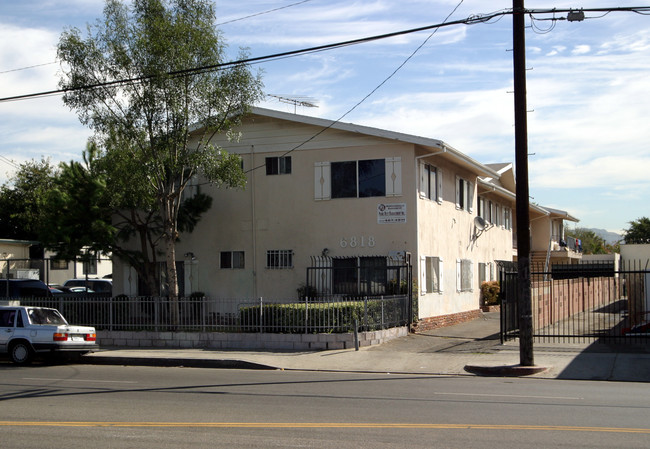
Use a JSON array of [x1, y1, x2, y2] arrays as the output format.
[[250, 145, 258, 299]]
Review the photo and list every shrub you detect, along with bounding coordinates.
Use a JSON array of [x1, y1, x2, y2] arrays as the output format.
[[480, 281, 500, 306], [239, 298, 407, 333]]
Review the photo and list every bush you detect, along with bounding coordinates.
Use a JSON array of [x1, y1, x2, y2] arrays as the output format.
[[480, 281, 500, 306], [239, 298, 407, 333]]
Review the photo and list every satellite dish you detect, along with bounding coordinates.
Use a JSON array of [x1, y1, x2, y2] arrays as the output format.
[[474, 216, 487, 231]]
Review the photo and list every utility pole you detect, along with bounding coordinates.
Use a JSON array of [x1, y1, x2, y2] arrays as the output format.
[[512, 0, 534, 366]]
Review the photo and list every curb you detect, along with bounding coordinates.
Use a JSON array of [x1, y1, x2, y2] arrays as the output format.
[[463, 364, 549, 377], [79, 356, 277, 371]]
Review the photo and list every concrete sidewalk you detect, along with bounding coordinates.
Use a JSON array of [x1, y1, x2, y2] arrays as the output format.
[[82, 313, 650, 382]]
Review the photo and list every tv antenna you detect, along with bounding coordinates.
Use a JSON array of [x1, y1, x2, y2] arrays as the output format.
[[267, 94, 319, 113]]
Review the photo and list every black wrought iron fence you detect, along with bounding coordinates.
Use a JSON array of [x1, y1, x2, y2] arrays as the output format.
[[499, 261, 649, 344], [16, 295, 410, 333]]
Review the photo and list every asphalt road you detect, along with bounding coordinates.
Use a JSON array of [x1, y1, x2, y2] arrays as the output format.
[[1, 363, 649, 448]]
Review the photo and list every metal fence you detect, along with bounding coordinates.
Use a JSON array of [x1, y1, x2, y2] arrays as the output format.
[[17, 294, 410, 334], [499, 261, 649, 344]]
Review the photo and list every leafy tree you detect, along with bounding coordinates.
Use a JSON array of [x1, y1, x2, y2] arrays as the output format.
[[565, 228, 609, 255], [57, 0, 263, 318], [624, 217, 650, 244], [0, 158, 58, 242], [41, 142, 213, 297]]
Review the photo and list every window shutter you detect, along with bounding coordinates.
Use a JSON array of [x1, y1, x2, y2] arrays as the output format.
[[314, 162, 331, 200], [456, 259, 461, 292], [468, 181, 474, 213], [437, 168, 443, 204], [439, 257, 444, 293], [455, 176, 461, 209], [385, 157, 402, 197], [419, 163, 428, 198], [420, 256, 427, 295]]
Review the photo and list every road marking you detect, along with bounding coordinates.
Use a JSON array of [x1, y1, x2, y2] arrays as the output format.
[[431, 391, 583, 400], [22, 378, 137, 384], [0, 422, 648, 433]]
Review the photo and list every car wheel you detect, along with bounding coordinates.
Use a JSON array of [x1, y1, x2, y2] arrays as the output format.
[[9, 341, 33, 365]]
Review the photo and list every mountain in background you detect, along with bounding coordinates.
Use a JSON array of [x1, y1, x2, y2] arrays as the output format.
[[589, 228, 623, 244]]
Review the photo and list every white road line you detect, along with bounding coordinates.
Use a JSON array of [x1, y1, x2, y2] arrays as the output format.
[[22, 378, 137, 384]]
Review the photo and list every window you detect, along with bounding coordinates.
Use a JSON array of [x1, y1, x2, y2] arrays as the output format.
[[266, 156, 291, 175], [420, 163, 441, 202], [456, 177, 474, 212], [220, 251, 245, 269], [314, 158, 402, 200], [504, 207, 512, 230], [51, 259, 68, 270], [421, 256, 443, 294], [83, 257, 98, 275], [333, 256, 387, 295], [457, 259, 473, 292], [331, 159, 385, 198], [266, 250, 293, 269]]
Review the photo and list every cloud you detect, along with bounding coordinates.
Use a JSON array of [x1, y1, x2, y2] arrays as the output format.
[[571, 45, 591, 55]]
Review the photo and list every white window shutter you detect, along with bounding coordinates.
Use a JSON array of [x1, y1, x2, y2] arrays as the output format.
[[419, 162, 427, 198], [420, 256, 427, 295], [455, 176, 461, 209], [386, 157, 402, 197], [314, 162, 331, 200], [468, 181, 474, 213], [456, 259, 461, 292], [437, 168, 443, 204], [439, 258, 444, 293]]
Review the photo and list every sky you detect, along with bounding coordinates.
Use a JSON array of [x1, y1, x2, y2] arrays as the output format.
[[1, 0, 649, 234]]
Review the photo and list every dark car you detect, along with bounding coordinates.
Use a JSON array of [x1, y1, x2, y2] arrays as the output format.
[[63, 279, 112, 297], [0, 279, 52, 299]]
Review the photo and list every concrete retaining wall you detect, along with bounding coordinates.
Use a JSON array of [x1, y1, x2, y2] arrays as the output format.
[[97, 326, 409, 350]]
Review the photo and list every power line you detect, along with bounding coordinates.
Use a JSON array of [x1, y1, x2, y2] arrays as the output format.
[[0, 61, 57, 75], [0, 155, 20, 170], [245, 0, 470, 174], [1, 1, 315, 76], [216, 0, 315, 26], [0, 10, 510, 104]]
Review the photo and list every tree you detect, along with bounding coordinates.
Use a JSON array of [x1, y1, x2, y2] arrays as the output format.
[[624, 217, 650, 244], [0, 158, 58, 242], [41, 141, 214, 297], [57, 0, 264, 318], [565, 227, 609, 255]]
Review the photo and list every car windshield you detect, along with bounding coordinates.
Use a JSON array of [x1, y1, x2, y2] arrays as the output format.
[[27, 308, 67, 325]]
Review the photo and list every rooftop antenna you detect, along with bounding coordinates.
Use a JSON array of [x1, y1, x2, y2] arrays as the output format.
[[267, 94, 318, 113]]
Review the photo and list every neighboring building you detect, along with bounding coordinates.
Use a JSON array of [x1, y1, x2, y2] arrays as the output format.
[[530, 207, 581, 269], [0, 239, 38, 279], [43, 250, 113, 287], [0, 240, 111, 286], [620, 244, 650, 268], [112, 107, 578, 327]]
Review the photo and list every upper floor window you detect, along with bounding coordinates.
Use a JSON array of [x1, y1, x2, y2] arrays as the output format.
[[314, 158, 401, 200], [419, 163, 442, 203], [266, 156, 291, 175], [504, 207, 512, 230], [332, 159, 385, 198], [456, 176, 474, 213]]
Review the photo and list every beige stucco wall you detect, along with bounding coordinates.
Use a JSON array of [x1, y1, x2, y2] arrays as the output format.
[[620, 244, 650, 268], [175, 135, 419, 299], [112, 112, 518, 320]]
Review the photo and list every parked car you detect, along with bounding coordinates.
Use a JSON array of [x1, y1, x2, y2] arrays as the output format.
[[0, 279, 52, 299], [0, 305, 98, 364], [63, 278, 112, 296]]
